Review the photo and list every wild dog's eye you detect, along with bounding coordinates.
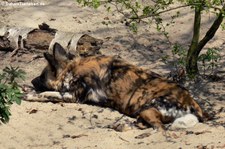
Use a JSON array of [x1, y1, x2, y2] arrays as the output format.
[[190, 107, 195, 113], [91, 42, 97, 46], [48, 66, 57, 77], [53, 70, 57, 77]]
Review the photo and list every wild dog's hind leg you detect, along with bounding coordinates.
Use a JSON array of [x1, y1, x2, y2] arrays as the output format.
[[138, 108, 165, 132], [190, 99, 203, 120]]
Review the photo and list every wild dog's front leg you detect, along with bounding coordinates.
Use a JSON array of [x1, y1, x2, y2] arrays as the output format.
[[25, 91, 73, 103], [138, 108, 165, 132]]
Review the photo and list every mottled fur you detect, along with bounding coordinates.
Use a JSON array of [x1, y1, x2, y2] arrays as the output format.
[[32, 43, 203, 131]]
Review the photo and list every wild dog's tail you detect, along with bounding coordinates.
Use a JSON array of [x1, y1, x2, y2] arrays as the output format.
[[190, 98, 204, 122], [176, 87, 204, 121], [172, 84, 204, 121], [163, 83, 204, 121]]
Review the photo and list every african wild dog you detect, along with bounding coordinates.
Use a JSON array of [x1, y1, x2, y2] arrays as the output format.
[[31, 43, 204, 131]]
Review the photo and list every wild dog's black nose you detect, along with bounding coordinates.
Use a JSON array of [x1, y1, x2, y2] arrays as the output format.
[[31, 77, 51, 92], [31, 77, 40, 90]]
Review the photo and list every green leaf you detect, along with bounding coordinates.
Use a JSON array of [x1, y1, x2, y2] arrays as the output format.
[[14, 96, 22, 105], [143, 6, 151, 16], [129, 22, 138, 33], [0, 106, 11, 123], [0, 66, 25, 123], [106, 6, 111, 12], [92, 0, 100, 9]]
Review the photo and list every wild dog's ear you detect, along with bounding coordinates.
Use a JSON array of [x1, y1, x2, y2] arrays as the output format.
[[44, 52, 57, 72], [53, 43, 68, 62]]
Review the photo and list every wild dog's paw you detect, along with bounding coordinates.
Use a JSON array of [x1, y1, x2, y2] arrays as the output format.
[[135, 122, 149, 130], [107, 123, 133, 132]]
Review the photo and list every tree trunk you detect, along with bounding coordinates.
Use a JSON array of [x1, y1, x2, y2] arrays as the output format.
[[186, 6, 202, 76], [186, 5, 225, 77]]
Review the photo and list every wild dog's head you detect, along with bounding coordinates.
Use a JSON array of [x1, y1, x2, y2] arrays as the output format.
[[32, 43, 73, 92], [32, 42, 107, 105]]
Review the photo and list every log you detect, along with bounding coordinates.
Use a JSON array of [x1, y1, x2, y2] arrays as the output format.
[[0, 23, 103, 57], [0, 31, 11, 51], [24, 29, 55, 51]]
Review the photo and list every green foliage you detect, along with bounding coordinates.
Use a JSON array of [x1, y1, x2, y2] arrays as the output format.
[[76, 0, 224, 34], [165, 45, 221, 77], [129, 22, 138, 33], [221, 23, 225, 30], [0, 66, 25, 123], [198, 48, 221, 74], [77, 0, 100, 8], [76, 0, 225, 77], [171, 43, 187, 67]]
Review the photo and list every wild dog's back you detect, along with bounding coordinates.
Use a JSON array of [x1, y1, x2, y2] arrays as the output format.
[[100, 59, 203, 130]]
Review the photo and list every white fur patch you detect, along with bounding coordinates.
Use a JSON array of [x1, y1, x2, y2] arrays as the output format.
[[86, 88, 107, 103], [159, 106, 191, 118], [63, 72, 74, 90], [171, 114, 199, 129], [151, 98, 192, 119]]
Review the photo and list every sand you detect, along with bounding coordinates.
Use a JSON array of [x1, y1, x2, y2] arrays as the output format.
[[0, 0, 225, 149]]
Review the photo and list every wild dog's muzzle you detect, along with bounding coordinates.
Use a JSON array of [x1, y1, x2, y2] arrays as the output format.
[[31, 76, 53, 92]]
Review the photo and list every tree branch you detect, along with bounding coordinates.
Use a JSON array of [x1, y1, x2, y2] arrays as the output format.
[[130, 4, 191, 20], [196, 4, 225, 56]]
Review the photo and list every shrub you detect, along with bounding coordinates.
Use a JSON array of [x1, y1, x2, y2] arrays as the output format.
[[0, 66, 25, 123]]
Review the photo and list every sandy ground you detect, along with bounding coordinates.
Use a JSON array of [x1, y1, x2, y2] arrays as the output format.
[[0, 0, 225, 149]]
